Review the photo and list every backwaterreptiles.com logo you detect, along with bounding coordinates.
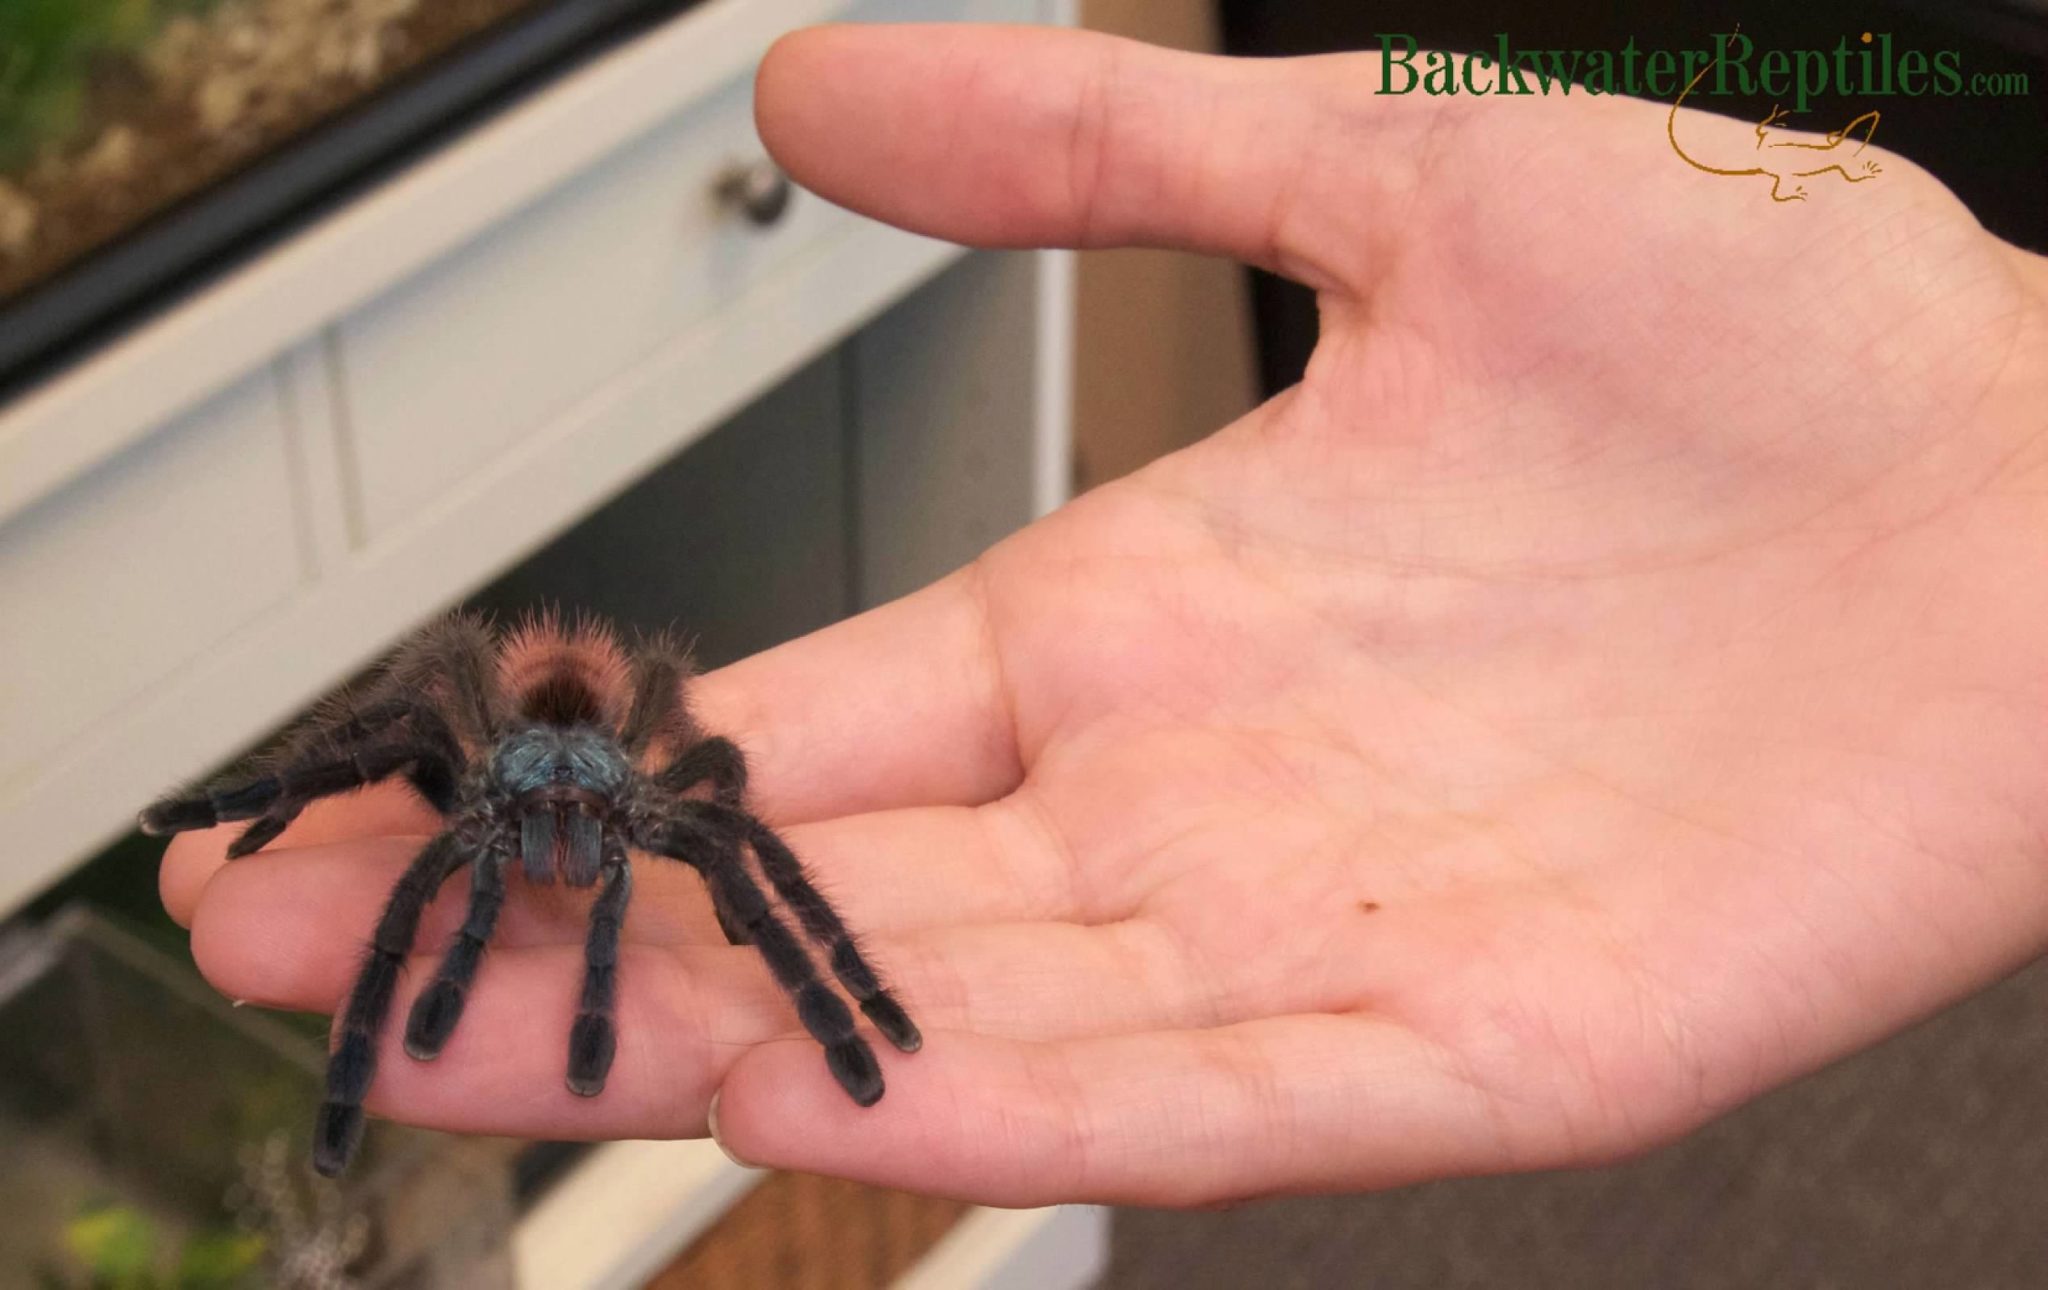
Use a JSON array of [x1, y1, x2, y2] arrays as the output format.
[[1374, 30, 2033, 203]]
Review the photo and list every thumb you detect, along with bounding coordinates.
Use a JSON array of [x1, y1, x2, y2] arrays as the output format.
[[755, 23, 1418, 292]]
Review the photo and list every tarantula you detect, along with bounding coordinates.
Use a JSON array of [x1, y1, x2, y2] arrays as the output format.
[[141, 614, 920, 1177]]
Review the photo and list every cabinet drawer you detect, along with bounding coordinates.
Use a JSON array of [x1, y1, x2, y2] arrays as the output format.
[[335, 62, 848, 543], [0, 370, 300, 798], [333, 0, 1038, 546]]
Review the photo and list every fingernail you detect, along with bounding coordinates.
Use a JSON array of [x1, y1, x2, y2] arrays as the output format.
[[706, 1091, 754, 1169]]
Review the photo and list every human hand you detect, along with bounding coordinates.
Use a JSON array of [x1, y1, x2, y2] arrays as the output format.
[[162, 25, 2048, 1206]]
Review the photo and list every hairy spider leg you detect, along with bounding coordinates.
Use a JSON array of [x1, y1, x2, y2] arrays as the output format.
[[567, 840, 633, 1096], [223, 731, 463, 858], [140, 726, 462, 857], [315, 832, 470, 1178], [641, 814, 886, 1106], [137, 695, 457, 833], [651, 737, 754, 943], [325, 697, 465, 812], [706, 888, 756, 949], [399, 613, 504, 745], [652, 735, 748, 807], [404, 848, 509, 1061], [688, 800, 921, 1055], [617, 640, 697, 758]]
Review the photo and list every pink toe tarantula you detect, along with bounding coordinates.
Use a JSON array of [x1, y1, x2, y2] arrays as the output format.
[[142, 614, 920, 1176]]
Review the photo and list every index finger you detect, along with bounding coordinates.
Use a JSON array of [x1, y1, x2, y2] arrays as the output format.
[[688, 565, 1021, 823]]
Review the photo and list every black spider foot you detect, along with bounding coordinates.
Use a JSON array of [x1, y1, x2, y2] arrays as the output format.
[[713, 900, 754, 947], [139, 777, 279, 838], [224, 816, 289, 859], [567, 1013, 616, 1097], [824, 1038, 885, 1107], [404, 980, 469, 1060], [861, 996, 923, 1053], [313, 1101, 364, 1178], [137, 797, 213, 836], [317, 1032, 376, 1174]]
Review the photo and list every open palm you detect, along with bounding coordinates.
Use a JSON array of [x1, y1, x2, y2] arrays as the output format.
[[162, 25, 2048, 1206]]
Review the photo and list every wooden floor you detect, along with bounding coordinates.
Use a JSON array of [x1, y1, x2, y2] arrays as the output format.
[[646, 1172, 971, 1290]]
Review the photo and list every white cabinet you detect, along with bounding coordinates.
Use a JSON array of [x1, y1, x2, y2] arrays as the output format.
[[338, 69, 855, 542], [0, 370, 300, 803]]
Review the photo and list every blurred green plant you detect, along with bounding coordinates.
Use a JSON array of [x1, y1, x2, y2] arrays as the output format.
[[0, 0, 148, 171], [0, 0, 224, 172], [47, 1202, 264, 1290]]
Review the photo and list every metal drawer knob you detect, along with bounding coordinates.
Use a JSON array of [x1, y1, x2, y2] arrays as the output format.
[[715, 159, 794, 227]]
